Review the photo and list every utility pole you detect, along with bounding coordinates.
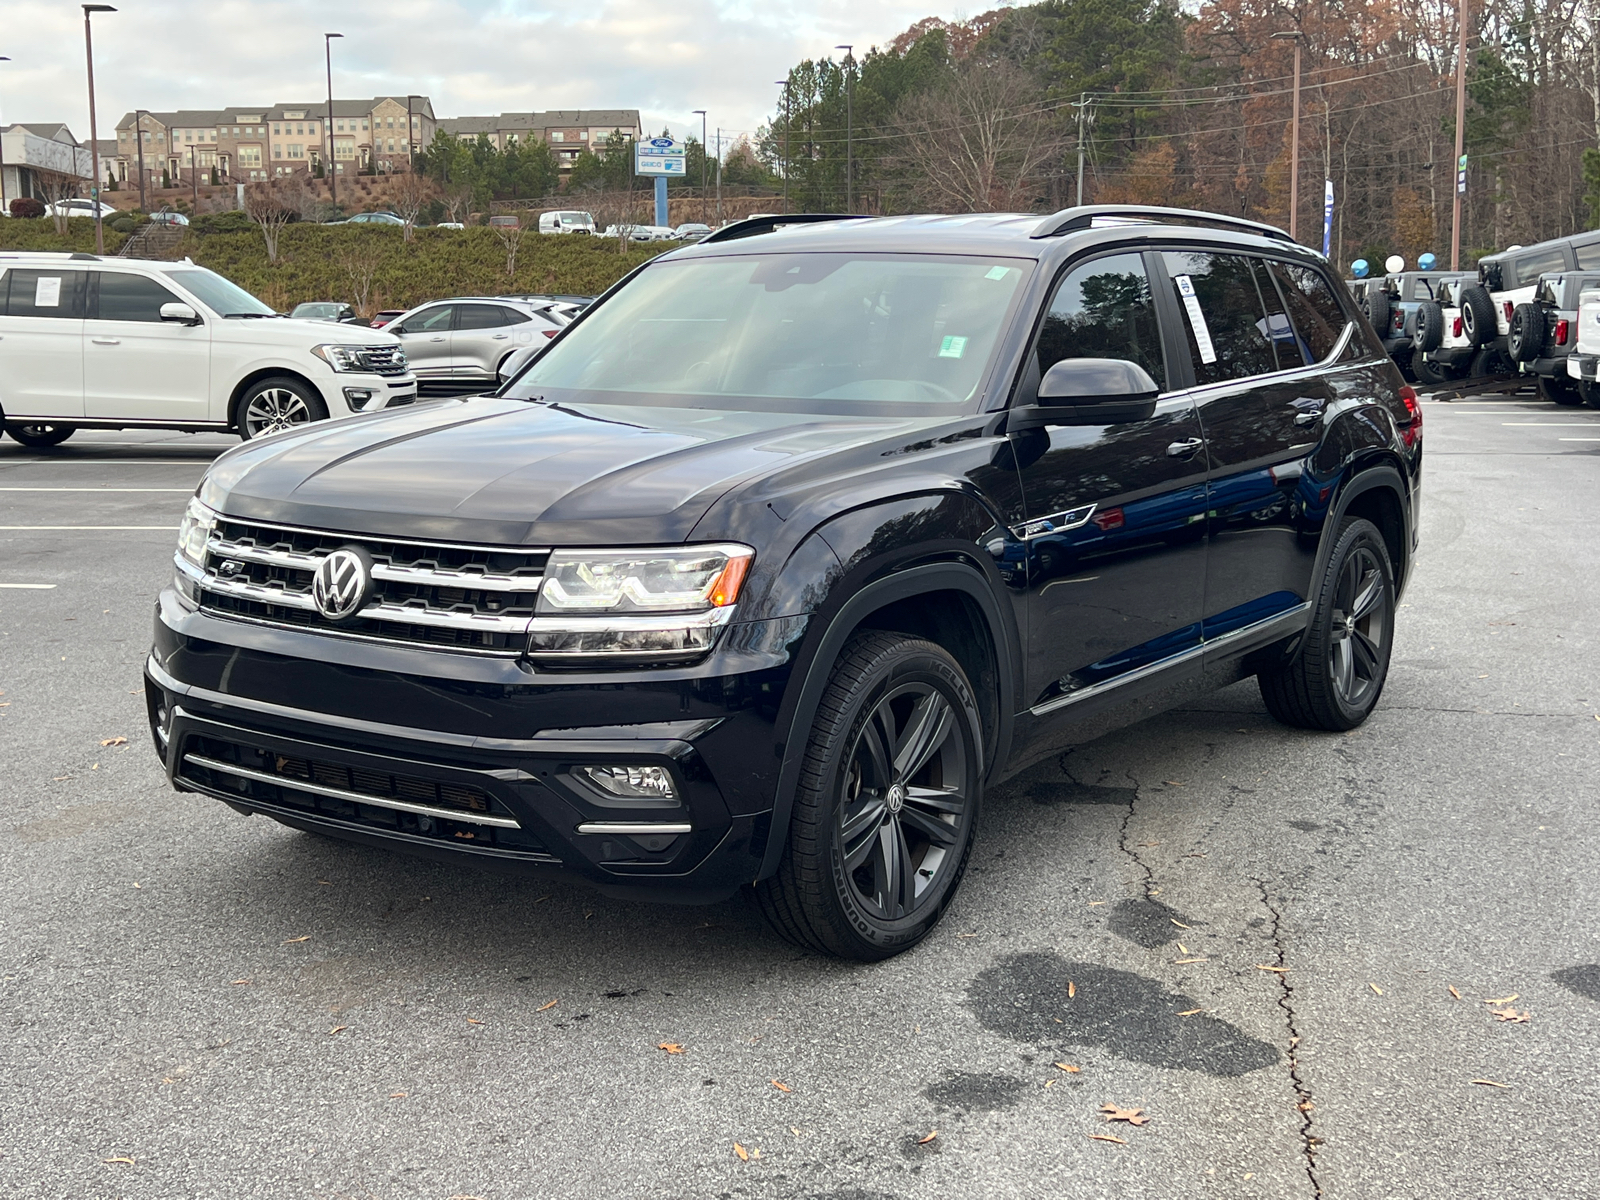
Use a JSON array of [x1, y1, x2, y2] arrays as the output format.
[[715, 126, 722, 226], [134, 108, 147, 210], [1076, 92, 1087, 205], [836, 45, 853, 212], [0, 57, 12, 213], [776, 80, 790, 214], [82, 5, 116, 256], [1450, 0, 1469, 270], [1272, 31, 1304, 240], [188, 143, 198, 211], [324, 32, 342, 206], [693, 108, 707, 223]]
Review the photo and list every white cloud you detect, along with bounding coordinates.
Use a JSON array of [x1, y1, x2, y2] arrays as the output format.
[[1, 0, 968, 145]]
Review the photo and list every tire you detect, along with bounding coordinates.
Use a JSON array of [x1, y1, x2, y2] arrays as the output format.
[[1469, 344, 1514, 378], [1259, 516, 1396, 732], [755, 632, 983, 960], [1507, 303, 1544, 362], [1416, 301, 1446, 353], [1458, 284, 1497, 347], [235, 376, 329, 441], [1537, 375, 1584, 406], [4, 422, 76, 448], [1410, 349, 1453, 386], [1365, 292, 1392, 341], [1581, 378, 1600, 410]]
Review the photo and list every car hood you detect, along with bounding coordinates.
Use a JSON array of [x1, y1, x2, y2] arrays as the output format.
[[200, 395, 953, 546], [212, 317, 400, 346]]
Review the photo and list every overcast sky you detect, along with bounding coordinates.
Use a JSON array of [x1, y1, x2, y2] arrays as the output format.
[[3, 0, 964, 150]]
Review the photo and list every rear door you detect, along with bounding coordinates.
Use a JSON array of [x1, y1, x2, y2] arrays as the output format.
[[0, 267, 88, 418], [451, 303, 534, 379], [391, 303, 456, 378], [83, 269, 212, 422], [1008, 250, 1211, 715]]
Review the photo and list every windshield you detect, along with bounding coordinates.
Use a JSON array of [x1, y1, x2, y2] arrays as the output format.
[[168, 268, 275, 317], [505, 252, 1030, 414]]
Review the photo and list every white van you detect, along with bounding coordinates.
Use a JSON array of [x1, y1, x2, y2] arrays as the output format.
[[0, 252, 417, 446], [537, 210, 596, 235]]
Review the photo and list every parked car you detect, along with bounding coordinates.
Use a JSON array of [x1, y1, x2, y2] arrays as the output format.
[[330, 212, 405, 226], [1506, 271, 1600, 403], [384, 296, 565, 383], [488, 215, 521, 228], [1413, 277, 1477, 383], [436, 222, 465, 230], [289, 301, 365, 325], [0, 251, 416, 446], [537, 210, 596, 235], [146, 205, 1420, 959], [1456, 232, 1600, 374], [43, 197, 116, 221], [369, 309, 406, 329], [673, 223, 713, 243], [631, 225, 679, 243], [1564, 288, 1600, 407], [1388, 270, 1473, 377]]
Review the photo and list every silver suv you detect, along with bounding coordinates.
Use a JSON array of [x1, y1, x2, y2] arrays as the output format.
[[386, 297, 564, 384]]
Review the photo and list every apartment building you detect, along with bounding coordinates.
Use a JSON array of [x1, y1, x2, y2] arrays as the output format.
[[434, 110, 642, 169], [111, 97, 436, 188]]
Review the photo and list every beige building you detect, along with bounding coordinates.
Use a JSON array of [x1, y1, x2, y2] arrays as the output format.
[[112, 97, 437, 189], [435, 110, 642, 170]]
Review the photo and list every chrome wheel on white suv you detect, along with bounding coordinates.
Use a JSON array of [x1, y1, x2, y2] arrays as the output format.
[[238, 377, 328, 440]]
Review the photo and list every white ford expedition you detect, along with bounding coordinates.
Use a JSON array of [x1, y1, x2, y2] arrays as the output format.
[[0, 252, 417, 447]]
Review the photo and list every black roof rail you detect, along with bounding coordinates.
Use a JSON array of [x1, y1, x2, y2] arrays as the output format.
[[1031, 205, 1295, 245], [700, 212, 873, 245], [69, 252, 101, 260]]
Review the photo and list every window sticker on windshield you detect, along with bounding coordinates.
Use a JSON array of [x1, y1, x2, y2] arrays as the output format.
[[985, 266, 1012, 281], [1174, 275, 1217, 364], [939, 335, 969, 358], [34, 276, 62, 308]]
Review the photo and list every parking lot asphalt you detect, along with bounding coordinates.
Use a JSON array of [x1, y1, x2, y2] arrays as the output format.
[[1, 397, 1597, 1199]]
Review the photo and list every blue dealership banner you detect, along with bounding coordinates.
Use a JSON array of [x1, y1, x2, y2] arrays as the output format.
[[1322, 180, 1334, 256]]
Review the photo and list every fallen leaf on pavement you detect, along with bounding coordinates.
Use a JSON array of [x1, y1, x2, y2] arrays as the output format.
[[1370, 983, 1383, 995], [1088, 1133, 1128, 1145], [1484, 994, 1519, 1005], [658, 1042, 685, 1054], [791, 1126, 802, 1136], [1173, 957, 1207, 965], [466, 1018, 484, 1026], [537, 999, 557, 1012], [1101, 1104, 1149, 1126], [733, 1142, 750, 1162], [229, 979, 250, 986], [282, 936, 310, 944], [1137, 841, 1161, 847], [104, 1157, 135, 1166], [1255, 965, 1288, 972], [100, 737, 128, 747], [1177, 1008, 1206, 1016], [1298, 1101, 1314, 1112], [1491, 1007, 1531, 1023], [1471, 1079, 1510, 1088], [390, 1092, 407, 1098], [1087, 901, 1106, 907], [1178, 943, 1189, 954], [1054, 1063, 1081, 1073], [1164, 780, 1185, 786], [1170, 918, 1191, 928], [1068, 980, 1076, 999], [329, 1025, 348, 1035], [1449, 986, 1462, 1000], [771, 1079, 792, 1093], [917, 1130, 938, 1145]]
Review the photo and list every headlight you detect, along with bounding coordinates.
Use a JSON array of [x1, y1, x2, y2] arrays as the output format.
[[528, 544, 753, 665], [176, 497, 217, 568], [311, 344, 380, 373]]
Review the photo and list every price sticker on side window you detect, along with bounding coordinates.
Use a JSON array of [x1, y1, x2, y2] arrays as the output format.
[[1174, 275, 1217, 364]]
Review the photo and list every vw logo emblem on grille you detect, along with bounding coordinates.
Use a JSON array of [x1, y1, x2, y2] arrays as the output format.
[[311, 547, 371, 621]]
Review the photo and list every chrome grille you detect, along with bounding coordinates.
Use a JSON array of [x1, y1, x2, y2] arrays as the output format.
[[361, 344, 409, 376], [190, 516, 547, 653]]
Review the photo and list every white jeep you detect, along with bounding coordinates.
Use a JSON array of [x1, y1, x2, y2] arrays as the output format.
[[1564, 287, 1600, 409], [0, 252, 417, 447]]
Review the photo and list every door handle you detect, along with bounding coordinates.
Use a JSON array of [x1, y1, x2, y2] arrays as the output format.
[[92, 337, 121, 345], [1293, 406, 1326, 426], [429, 337, 446, 342], [1166, 438, 1204, 458], [492, 333, 509, 340]]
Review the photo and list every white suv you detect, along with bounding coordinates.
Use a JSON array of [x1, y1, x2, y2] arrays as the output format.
[[0, 252, 417, 447]]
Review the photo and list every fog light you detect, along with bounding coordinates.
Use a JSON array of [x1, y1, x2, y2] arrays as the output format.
[[343, 386, 377, 410], [577, 765, 677, 801]]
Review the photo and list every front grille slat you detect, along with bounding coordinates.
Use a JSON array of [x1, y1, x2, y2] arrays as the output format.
[[193, 518, 548, 655]]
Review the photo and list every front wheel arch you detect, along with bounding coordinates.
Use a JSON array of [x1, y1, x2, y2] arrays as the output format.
[[228, 367, 329, 432]]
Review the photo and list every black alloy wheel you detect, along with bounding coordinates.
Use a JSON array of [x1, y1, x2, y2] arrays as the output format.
[[756, 632, 982, 960], [1507, 303, 1545, 362], [4, 422, 76, 448], [1259, 516, 1395, 731]]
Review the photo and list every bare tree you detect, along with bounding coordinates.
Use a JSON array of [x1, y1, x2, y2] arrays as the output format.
[[390, 168, 437, 241], [241, 180, 299, 263], [338, 235, 386, 315], [36, 174, 82, 235], [492, 220, 525, 277], [444, 183, 473, 225]]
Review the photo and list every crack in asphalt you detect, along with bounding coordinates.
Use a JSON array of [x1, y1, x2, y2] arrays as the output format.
[[1254, 878, 1323, 1199], [1114, 772, 1157, 898]]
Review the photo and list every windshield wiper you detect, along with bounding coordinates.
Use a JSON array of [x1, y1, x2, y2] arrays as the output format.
[[222, 312, 281, 319]]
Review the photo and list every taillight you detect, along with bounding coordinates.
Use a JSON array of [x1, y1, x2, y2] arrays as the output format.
[[1452, 317, 1463, 337], [1556, 318, 1570, 344], [542, 329, 558, 338], [1504, 301, 1515, 320], [1393, 312, 1404, 330], [1399, 384, 1421, 446]]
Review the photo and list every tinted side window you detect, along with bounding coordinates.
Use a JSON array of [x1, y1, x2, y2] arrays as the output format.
[[1267, 261, 1349, 363], [2, 269, 87, 318], [1164, 251, 1277, 384], [457, 304, 523, 330], [1574, 241, 1600, 270], [1035, 252, 1166, 390], [1511, 247, 1570, 287], [95, 272, 181, 322], [400, 305, 455, 334]]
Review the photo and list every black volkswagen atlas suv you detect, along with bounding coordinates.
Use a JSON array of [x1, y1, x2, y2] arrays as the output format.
[[147, 206, 1421, 960]]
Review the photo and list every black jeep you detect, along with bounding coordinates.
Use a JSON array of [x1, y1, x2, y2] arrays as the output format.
[[147, 205, 1422, 960]]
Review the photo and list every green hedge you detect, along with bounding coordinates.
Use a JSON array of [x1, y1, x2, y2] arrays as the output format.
[[0, 217, 128, 254]]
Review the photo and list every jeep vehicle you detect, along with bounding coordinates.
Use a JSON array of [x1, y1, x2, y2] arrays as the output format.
[[1564, 287, 1600, 408], [1389, 271, 1474, 381], [0, 252, 416, 446], [1505, 271, 1600, 404], [1413, 277, 1476, 383], [1457, 231, 1600, 371], [145, 205, 1421, 960]]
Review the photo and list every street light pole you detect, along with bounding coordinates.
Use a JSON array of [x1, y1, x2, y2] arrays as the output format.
[[1450, 0, 1469, 270], [693, 109, 707, 223], [82, 5, 116, 256], [0, 57, 11, 214], [324, 32, 342, 206], [134, 107, 147, 210], [189, 143, 198, 211], [836, 45, 853, 212], [776, 80, 789, 214], [715, 125, 722, 226], [1272, 30, 1304, 241]]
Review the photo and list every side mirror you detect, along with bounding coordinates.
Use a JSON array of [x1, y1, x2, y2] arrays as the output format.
[[1011, 358, 1160, 429], [160, 302, 200, 325]]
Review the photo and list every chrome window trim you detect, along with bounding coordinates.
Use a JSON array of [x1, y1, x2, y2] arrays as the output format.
[[1181, 321, 1354, 399]]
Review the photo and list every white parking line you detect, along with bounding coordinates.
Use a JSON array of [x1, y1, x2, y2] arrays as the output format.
[[0, 460, 208, 467], [0, 487, 195, 493], [1558, 437, 1600, 441], [0, 525, 179, 530], [1501, 422, 1600, 426], [0, 582, 57, 589]]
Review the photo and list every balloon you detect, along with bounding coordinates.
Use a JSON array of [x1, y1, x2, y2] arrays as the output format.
[[1384, 254, 1406, 273], [1418, 252, 1437, 270], [1351, 259, 1370, 278]]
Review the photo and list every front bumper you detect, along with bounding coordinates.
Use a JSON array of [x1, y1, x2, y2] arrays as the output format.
[[320, 371, 419, 417], [146, 588, 808, 901]]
